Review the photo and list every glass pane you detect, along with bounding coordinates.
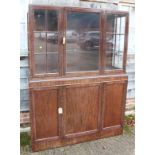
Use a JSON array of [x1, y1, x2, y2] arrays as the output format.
[[47, 53, 58, 73], [34, 10, 45, 31], [47, 32, 58, 52], [33, 10, 59, 74], [116, 17, 126, 34], [105, 14, 126, 70], [46, 10, 59, 73], [46, 31, 59, 73], [106, 15, 125, 35], [116, 35, 125, 52], [66, 12, 100, 72], [106, 16, 115, 34], [47, 10, 58, 31], [34, 54, 46, 74], [34, 32, 46, 53]]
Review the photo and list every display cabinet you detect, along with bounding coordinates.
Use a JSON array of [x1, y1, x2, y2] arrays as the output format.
[[28, 5, 129, 152]]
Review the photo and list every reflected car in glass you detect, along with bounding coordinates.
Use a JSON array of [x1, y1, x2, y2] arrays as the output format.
[[66, 30, 78, 43], [78, 31, 99, 50], [47, 32, 58, 43]]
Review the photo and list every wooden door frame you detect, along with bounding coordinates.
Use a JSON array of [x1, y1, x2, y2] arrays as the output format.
[[63, 7, 103, 77], [103, 10, 129, 74], [28, 5, 63, 78]]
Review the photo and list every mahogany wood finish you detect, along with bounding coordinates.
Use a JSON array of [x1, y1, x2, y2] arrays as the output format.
[[31, 88, 59, 140], [28, 5, 129, 152], [103, 82, 126, 128], [64, 85, 99, 136]]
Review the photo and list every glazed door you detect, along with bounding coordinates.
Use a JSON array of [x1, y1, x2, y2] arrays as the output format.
[[29, 7, 63, 77], [64, 9, 101, 75]]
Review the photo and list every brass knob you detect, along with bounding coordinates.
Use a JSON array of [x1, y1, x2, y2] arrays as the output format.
[[58, 107, 63, 114]]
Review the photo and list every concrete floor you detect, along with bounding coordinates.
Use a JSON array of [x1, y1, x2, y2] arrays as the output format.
[[21, 129, 134, 155]]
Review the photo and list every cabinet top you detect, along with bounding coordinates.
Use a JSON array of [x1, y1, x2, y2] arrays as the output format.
[[29, 4, 129, 15]]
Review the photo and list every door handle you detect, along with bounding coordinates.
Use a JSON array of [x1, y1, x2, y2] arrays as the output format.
[[62, 36, 66, 45], [58, 107, 63, 114]]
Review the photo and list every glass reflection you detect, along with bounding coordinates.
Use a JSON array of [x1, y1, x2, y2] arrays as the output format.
[[66, 12, 100, 72], [34, 10, 45, 31], [33, 10, 59, 74], [47, 32, 59, 73], [34, 32, 46, 53], [105, 15, 126, 70], [47, 32, 58, 52], [47, 10, 58, 31], [34, 54, 46, 74], [47, 53, 58, 73]]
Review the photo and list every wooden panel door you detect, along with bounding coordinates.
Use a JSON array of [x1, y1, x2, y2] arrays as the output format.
[[31, 88, 59, 141], [63, 85, 100, 138], [102, 82, 127, 128]]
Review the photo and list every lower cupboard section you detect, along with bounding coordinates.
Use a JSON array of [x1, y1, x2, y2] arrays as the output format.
[[30, 81, 127, 151]]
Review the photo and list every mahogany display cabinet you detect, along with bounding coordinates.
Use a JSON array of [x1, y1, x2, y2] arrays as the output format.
[[28, 5, 129, 152]]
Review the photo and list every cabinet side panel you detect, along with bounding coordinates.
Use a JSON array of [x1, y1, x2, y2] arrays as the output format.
[[103, 83, 124, 128], [64, 85, 99, 136], [33, 89, 58, 140]]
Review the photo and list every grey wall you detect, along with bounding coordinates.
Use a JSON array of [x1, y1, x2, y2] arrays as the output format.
[[20, 0, 135, 111], [20, 0, 29, 111]]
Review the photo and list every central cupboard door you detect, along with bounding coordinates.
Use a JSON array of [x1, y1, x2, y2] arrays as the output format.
[[63, 85, 100, 137]]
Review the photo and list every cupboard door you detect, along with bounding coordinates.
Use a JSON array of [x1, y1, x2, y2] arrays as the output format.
[[31, 88, 59, 140], [102, 82, 126, 128], [64, 85, 99, 137]]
